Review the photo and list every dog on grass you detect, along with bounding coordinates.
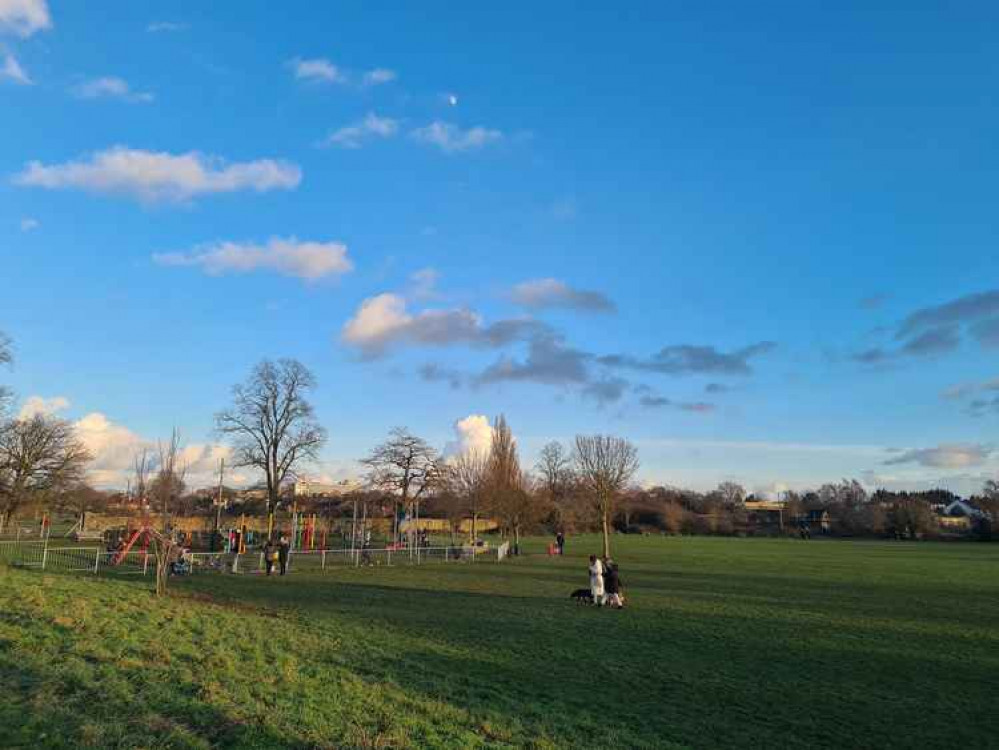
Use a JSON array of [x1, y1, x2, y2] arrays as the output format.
[[570, 588, 594, 604]]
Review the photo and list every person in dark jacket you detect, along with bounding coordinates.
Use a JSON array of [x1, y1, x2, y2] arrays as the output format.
[[263, 539, 277, 576], [278, 535, 290, 575], [604, 561, 624, 609], [555, 531, 565, 555]]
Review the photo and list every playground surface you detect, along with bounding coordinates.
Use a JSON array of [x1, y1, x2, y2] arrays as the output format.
[[1, 535, 996, 749]]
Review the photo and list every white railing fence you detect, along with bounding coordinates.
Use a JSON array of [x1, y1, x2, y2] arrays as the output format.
[[0, 540, 510, 577]]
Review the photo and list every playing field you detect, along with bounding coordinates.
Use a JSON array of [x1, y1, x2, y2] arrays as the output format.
[[1, 535, 996, 749]]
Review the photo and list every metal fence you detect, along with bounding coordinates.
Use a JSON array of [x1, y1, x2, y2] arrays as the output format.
[[0, 540, 511, 577]]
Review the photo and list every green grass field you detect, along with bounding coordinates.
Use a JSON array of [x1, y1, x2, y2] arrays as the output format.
[[1, 535, 997, 749]]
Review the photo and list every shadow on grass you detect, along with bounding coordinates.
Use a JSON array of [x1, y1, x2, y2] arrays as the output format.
[[0, 657, 305, 750], [176, 572, 999, 750]]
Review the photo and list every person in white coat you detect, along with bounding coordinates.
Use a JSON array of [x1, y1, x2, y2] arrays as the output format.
[[588, 554, 605, 606]]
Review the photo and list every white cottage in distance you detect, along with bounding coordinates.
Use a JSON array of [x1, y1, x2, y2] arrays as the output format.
[[293, 478, 364, 498]]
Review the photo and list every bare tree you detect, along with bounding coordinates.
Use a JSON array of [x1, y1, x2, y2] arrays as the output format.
[[148, 429, 186, 597], [0, 414, 92, 531], [216, 359, 326, 534], [982, 479, 999, 502], [132, 447, 152, 508], [447, 448, 489, 543], [573, 435, 639, 558], [362, 427, 439, 544], [716, 481, 746, 507], [535, 440, 573, 530], [54, 483, 109, 518]]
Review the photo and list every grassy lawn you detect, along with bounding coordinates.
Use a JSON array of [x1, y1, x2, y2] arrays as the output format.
[[1, 535, 997, 749]]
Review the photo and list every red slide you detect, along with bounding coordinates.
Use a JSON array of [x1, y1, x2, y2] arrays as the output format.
[[111, 528, 145, 565]]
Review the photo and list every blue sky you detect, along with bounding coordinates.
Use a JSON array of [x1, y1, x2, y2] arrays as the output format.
[[2, 1, 998, 495]]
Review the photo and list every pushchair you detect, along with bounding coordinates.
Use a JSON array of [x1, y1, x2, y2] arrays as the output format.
[[170, 550, 192, 576]]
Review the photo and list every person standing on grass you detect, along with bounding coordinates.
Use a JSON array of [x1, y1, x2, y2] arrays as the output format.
[[263, 539, 277, 576], [589, 554, 605, 606], [604, 561, 624, 609], [278, 535, 290, 576], [556, 531, 565, 555]]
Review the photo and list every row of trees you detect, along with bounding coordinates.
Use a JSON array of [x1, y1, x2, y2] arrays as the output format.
[[5, 342, 997, 591], [358, 418, 639, 558], [607, 480, 998, 539]]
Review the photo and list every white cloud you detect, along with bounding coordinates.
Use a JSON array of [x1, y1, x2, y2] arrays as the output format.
[[343, 294, 463, 355], [75, 412, 147, 487], [1, 52, 30, 84], [18, 395, 69, 419], [342, 293, 548, 358], [290, 57, 346, 84], [883, 443, 993, 469], [74, 76, 154, 103], [74, 411, 235, 489], [444, 414, 493, 458], [147, 21, 186, 33], [154, 237, 353, 282], [343, 293, 531, 358], [362, 68, 396, 86], [511, 278, 615, 313], [321, 113, 398, 149], [19, 216, 38, 231], [0, 0, 51, 37], [14, 146, 302, 203], [411, 121, 503, 153], [751, 481, 791, 502]]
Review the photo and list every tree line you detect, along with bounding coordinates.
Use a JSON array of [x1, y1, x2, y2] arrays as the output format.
[[3, 345, 996, 552]]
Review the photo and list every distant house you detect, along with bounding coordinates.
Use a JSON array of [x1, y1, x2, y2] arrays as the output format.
[[938, 515, 972, 531], [744, 500, 784, 533], [293, 478, 363, 498], [744, 500, 785, 513], [943, 499, 988, 519]]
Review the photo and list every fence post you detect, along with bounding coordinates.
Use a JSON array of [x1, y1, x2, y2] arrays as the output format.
[[41, 537, 49, 570], [143, 551, 149, 576], [93, 547, 100, 574]]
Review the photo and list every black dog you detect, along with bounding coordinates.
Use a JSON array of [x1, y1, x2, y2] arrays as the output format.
[[570, 588, 594, 604]]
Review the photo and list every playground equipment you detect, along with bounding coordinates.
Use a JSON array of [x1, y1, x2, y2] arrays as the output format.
[[111, 527, 152, 565]]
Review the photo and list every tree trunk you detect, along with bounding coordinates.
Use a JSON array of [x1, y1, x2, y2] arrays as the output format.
[[155, 554, 168, 597], [601, 505, 611, 558], [152, 536, 173, 598]]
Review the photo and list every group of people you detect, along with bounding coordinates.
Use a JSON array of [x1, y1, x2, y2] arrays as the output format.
[[262, 536, 291, 576], [588, 554, 624, 609]]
